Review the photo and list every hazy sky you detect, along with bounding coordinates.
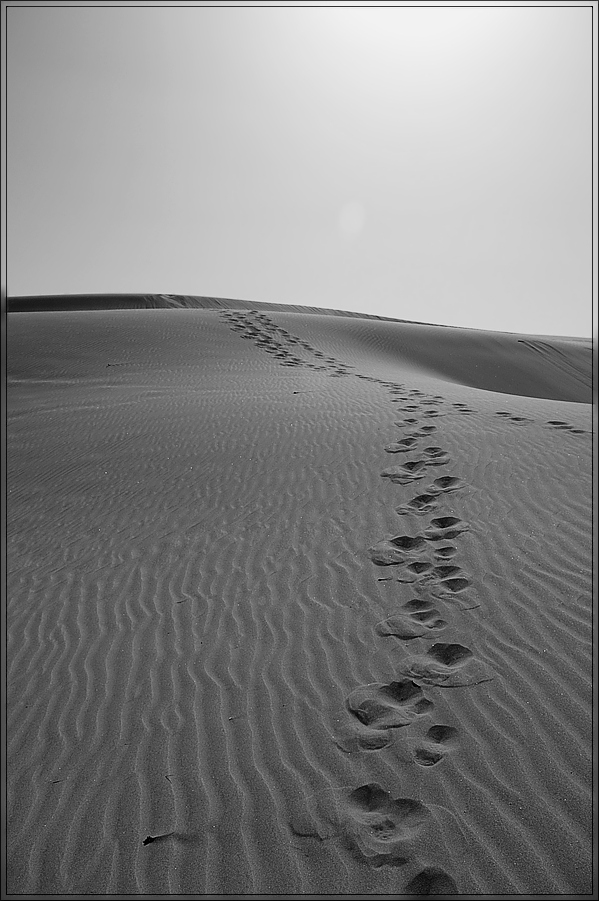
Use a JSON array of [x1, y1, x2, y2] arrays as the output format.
[[7, 3, 594, 336]]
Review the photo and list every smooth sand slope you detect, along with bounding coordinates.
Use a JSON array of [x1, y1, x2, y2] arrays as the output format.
[[6, 299, 593, 895]]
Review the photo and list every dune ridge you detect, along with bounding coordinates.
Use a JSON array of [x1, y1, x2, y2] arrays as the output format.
[[7, 305, 593, 894], [9, 294, 591, 402]]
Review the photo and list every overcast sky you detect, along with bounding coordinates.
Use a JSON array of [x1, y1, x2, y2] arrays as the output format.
[[7, 3, 593, 336]]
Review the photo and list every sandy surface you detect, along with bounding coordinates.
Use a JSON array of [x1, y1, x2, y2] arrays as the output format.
[[6, 299, 593, 895]]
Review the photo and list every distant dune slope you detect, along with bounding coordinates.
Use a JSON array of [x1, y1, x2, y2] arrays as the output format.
[[8, 294, 593, 402]]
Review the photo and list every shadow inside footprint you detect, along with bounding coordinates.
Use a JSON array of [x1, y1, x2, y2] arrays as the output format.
[[404, 866, 459, 894], [413, 746, 444, 767], [438, 577, 470, 593], [428, 643, 472, 666]]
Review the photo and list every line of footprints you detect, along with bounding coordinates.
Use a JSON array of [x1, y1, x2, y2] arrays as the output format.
[[220, 310, 587, 888], [351, 384, 490, 766]]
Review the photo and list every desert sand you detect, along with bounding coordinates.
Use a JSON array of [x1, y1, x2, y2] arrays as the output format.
[[6, 295, 594, 896]]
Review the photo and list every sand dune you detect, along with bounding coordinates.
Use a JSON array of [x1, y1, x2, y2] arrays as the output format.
[[6, 298, 593, 895]]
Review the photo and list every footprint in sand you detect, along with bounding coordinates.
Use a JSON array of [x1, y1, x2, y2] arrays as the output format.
[[395, 493, 440, 516], [424, 565, 471, 594], [423, 516, 470, 541], [346, 679, 433, 731], [396, 561, 435, 583], [545, 420, 586, 434], [435, 575, 471, 594], [422, 447, 451, 466], [413, 725, 460, 767], [404, 866, 459, 893], [380, 453, 452, 481], [380, 461, 428, 485], [434, 545, 457, 559], [384, 437, 420, 453], [428, 476, 467, 496], [399, 561, 470, 592], [376, 603, 447, 640], [369, 534, 429, 566], [501, 414, 533, 425], [433, 564, 464, 580], [345, 783, 431, 842], [394, 417, 420, 427], [398, 642, 492, 687]]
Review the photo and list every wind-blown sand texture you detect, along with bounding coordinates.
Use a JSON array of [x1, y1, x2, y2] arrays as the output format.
[[7, 296, 593, 895]]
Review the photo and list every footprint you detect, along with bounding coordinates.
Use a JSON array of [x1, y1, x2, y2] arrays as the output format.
[[404, 866, 459, 894], [395, 418, 420, 427], [375, 607, 447, 641], [369, 534, 429, 566], [433, 565, 464, 580], [409, 608, 445, 625], [545, 420, 584, 432], [422, 447, 451, 466], [434, 545, 457, 559], [402, 598, 434, 612], [381, 461, 428, 485], [413, 724, 459, 767], [429, 475, 466, 494], [418, 425, 437, 433], [437, 577, 470, 593], [346, 783, 431, 841], [346, 679, 433, 730], [384, 437, 420, 453], [375, 615, 429, 640], [376, 609, 445, 641], [395, 494, 439, 516], [396, 561, 435, 583], [335, 783, 433, 867], [399, 642, 492, 687], [424, 517, 469, 541]]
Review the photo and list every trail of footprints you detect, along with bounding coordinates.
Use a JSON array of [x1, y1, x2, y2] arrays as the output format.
[[221, 309, 355, 376], [219, 309, 587, 887]]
